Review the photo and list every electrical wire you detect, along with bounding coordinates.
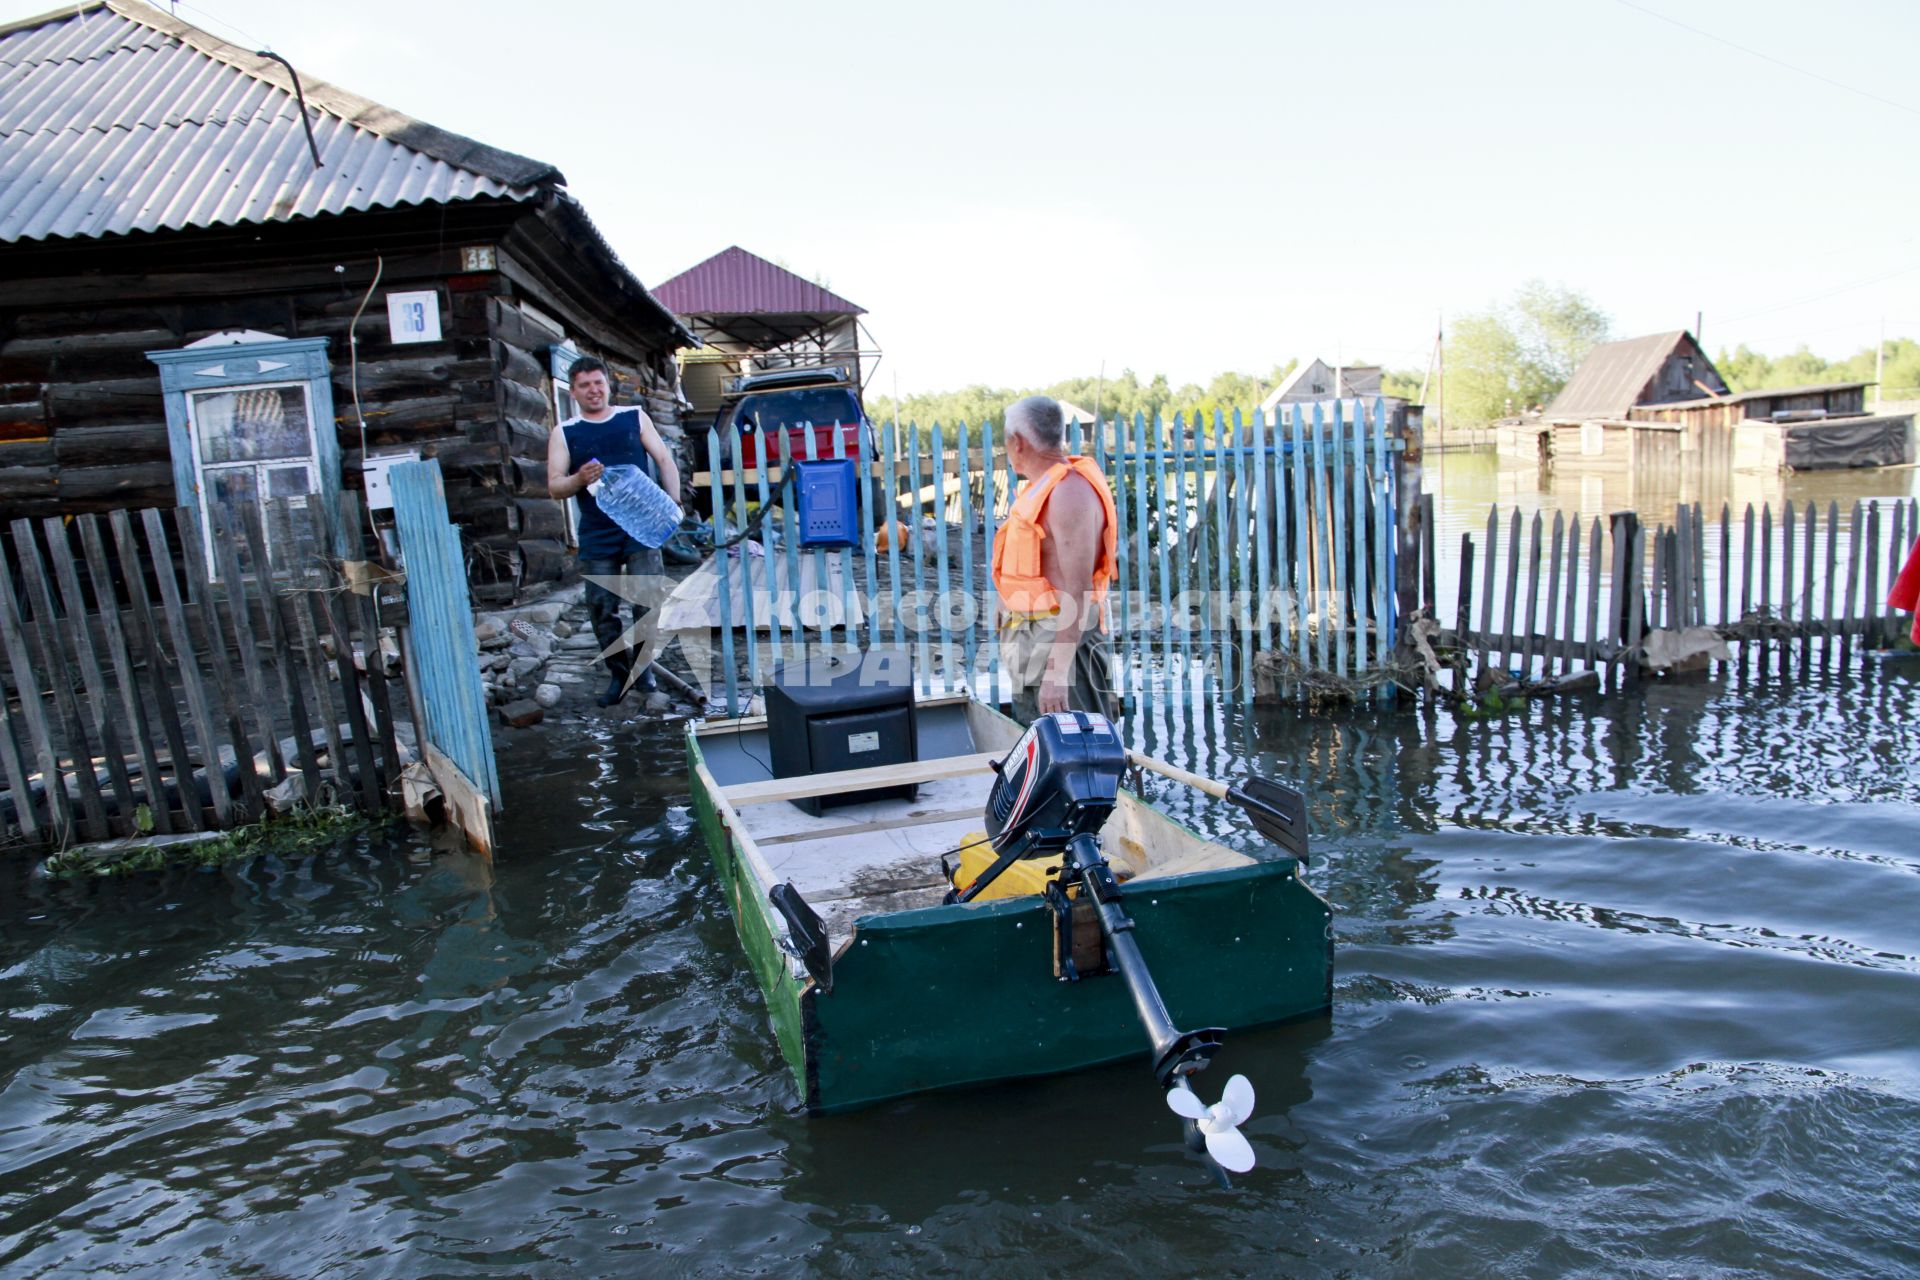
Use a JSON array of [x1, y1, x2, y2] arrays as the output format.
[[1612, 0, 1920, 119]]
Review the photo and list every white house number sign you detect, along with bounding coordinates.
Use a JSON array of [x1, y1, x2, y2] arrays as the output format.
[[385, 290, 442, 345]]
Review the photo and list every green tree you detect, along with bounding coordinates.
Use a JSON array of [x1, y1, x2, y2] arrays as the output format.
[[1444, 281, 1611, 425]]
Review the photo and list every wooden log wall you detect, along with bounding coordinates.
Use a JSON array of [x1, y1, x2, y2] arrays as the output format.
[[0, 205, 690, 607]]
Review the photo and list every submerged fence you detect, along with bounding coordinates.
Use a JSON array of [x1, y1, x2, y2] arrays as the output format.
[[1434, 495, 1919, 691], [0, 496, 405, 850], [692, 401, 1418, 716]]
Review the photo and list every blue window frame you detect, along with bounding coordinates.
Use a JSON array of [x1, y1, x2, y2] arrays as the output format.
[[147, 335, 343, 575]]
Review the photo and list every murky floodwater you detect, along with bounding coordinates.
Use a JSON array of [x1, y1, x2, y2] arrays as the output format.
[[3, 458, 1919, 1276]]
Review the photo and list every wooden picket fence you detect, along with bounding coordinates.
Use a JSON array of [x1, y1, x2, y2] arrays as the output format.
[[694, 401, 1419, 714], [1432, 494, 1919, 689], [0, 496, 405, 850]]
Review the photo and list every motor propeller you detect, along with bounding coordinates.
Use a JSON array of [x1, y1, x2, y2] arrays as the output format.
[[1166, 1074, 1257, 1173]]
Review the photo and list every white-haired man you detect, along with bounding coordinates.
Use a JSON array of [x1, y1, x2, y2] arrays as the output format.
[[991, 395, 1119, 724]]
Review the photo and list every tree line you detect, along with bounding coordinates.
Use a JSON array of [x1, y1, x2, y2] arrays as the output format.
[[867, 281, 1912, 432]]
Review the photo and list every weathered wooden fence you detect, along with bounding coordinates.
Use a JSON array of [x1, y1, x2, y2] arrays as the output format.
[[0, 495, 405, 850], [1431, 495, 1919, 690], [390, 459, 498, 849], [692, 401, 1418, 715]]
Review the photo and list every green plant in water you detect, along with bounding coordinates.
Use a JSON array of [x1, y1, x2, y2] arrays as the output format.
[[44, 802, 376, 880]]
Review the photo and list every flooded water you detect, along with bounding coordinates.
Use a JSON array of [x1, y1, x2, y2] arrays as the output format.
[[3, 457, 1919, 1277]]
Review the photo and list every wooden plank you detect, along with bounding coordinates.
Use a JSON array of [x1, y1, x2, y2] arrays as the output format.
[[305, 553, 381, 815], [1180, 412, 1200, 701], [1253, 408, 1273, 660], [1606, 515, 1629, 684], [1740, 504, 1755, 621], [106, 510, 202, 831], [1230, 408, 1252, 700], [6, 523, 103, 839], [1692, 503, 1707, 631], [906, 427, 928, 694], [1454, 532, 1475, 696], [1477, 506, 1498, 682], [780, 429, 803, 667], [930, 423, 954, 688], [1560, 515, 1581, 677], [1843, 501, 1863, 642], [980, 419, 999, 691], [1342, 404, 1366, 681], [275, 514, 350, 799], [175, 508, 265, 818], [721, 751, 999, 807], [0, 531, 76, 840], [884, 422, 905, 656], [1624, 524, 1647, 684], [40, 517, 140, 830], [1821, 501, 1840, 653], [1759, 504, 1774, 655], [756, 806, 981, 847], [1132, 412, 1153, 707], [339, 497, 402, 802], [957, 422, 978, 683], [1281, 409, 1303, 693], [1864, 502, 1883, 643], [1673, 505, 1691, 627], [1728, 506, 1743, 637], [859, 421, 881, 655], [829, 422, 856, 655], [1584, 519, 1603, 672], [1519, 511, 1543, 674], [1325, 405, 1347, 681], [239, 504, 320, 804], [141, 509, 236, 825], [1372, 400, 1394, 703], [755, 425, 784, 665], [203, 509, 285, 782], [424, 741, 492, 855], [707, 425, 737, 715], [1499, 509, 1522, 673], [1151, 414, 1173, 700], [0, 658, 40, 840], [731, 424, 760, 686], [1781, 502, 1797, 638], [1543, 511, 1564, 679]]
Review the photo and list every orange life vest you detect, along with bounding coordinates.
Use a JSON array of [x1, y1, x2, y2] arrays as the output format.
[[991, 456, 1119, 618]]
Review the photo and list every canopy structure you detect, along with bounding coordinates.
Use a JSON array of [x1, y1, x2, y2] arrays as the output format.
[[655, 245, 874, 418]]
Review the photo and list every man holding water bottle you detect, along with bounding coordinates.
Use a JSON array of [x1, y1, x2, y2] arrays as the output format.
[[548, 356, 682, 707]]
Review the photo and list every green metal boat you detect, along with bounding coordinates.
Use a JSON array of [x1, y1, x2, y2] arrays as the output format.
[[687, 694, 1333, 1114]]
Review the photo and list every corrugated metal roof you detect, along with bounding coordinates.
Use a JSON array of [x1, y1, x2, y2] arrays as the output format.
[[1640, 380, 1873, 410], [0, 0, 558, 243], [1546, 331, 1691, 420], [653, 245, 864, 317]]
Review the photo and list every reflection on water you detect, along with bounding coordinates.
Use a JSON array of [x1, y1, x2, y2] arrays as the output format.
[[2, 648, 1919, 1271]]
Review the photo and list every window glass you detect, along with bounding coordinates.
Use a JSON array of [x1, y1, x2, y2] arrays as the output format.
[[267, 465, 313, 499], [190, 385, 313, 463], [733, 388, 862, 432]]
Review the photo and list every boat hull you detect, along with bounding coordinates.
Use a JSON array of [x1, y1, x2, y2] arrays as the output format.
[[687, 736, 1333, 1114]]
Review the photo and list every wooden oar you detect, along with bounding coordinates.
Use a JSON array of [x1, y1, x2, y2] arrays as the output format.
[[1126, 751, 1308, 861]]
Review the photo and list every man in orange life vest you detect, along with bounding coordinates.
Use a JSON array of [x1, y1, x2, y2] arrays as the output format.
[[991, 395, 1120, 724]]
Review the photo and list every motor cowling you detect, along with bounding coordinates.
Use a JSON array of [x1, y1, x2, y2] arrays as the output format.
[[985, 711, 1128, 852]]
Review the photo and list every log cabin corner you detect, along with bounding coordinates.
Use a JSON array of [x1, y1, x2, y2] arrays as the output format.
[[0, 0, 696, 604]]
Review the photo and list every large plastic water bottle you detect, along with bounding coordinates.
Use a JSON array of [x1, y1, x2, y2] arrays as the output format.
[[588, 463, 681, 548]]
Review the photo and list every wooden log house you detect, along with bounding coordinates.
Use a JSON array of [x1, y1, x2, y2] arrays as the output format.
[[0, 0, 694, 603]]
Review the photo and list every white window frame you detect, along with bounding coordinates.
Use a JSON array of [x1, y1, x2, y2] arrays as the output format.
[[182, 379, 324, 573]]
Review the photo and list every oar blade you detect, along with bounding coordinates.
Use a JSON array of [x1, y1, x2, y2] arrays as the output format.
[[1228, 776, 1308, 860]]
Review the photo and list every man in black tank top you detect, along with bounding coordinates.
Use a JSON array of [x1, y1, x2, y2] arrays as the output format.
[[548, 357, 682, 706]]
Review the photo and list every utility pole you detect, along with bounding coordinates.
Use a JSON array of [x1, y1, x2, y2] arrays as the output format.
[[1876, 316, 1885, 412], [1695, 309, 1703, 346]]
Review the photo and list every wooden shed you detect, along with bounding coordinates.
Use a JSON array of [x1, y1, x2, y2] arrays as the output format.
[[0, 0, 694, 603]]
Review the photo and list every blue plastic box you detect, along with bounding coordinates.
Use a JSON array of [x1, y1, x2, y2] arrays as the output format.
[[792, 458, 858, 547]]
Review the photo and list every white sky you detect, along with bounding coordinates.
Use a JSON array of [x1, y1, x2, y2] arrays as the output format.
[[10, 0, 1920, 392]]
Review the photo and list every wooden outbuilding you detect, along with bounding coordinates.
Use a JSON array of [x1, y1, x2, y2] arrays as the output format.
[[0, 0, 693, 602], [653, 246, 869, 427], [1545, 330, 1728, 422]]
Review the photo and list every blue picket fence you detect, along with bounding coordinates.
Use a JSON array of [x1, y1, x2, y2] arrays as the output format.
[[697, 400, 1408, 716]]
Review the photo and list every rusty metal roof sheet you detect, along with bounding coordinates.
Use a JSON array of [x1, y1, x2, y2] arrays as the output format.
[[0, 0, 558, 244], [653, 245, 864, 317], [1545, 331, 1694, 420]]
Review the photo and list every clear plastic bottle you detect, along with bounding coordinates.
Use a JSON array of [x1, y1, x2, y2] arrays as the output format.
[[588, 463, 681, 548]]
